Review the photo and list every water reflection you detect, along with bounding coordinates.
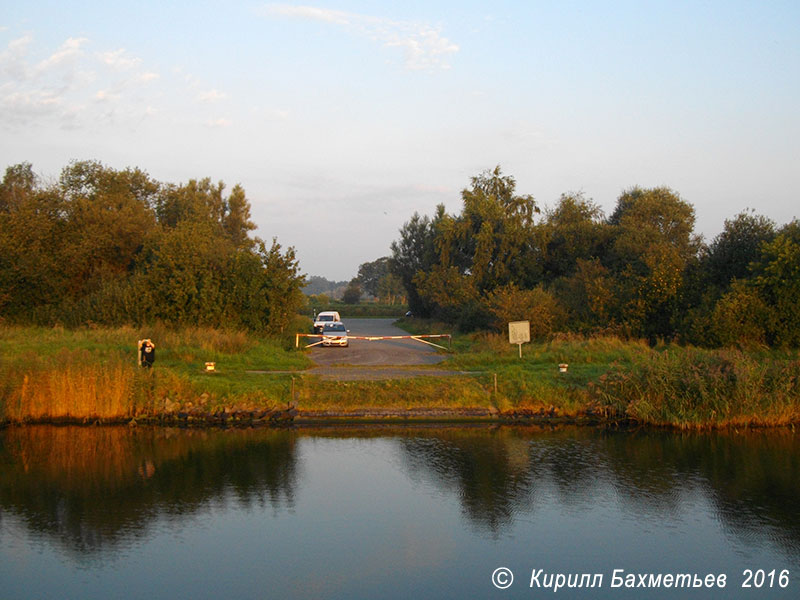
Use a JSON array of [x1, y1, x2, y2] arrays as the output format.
[[603, 430, 800, 554], [396, 426, 800, 557], [1, 424, 798, 562], [398, 430, 538, 533], [0, 426, 299, 555]]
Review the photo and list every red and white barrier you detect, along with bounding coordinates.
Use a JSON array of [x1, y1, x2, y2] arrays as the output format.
[[295, 333, 452, 351]]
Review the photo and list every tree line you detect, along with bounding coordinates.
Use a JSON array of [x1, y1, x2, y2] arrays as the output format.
[[346, 257, 405, 305], [0, 161, 305, 333], [390, 166, 800, 347]]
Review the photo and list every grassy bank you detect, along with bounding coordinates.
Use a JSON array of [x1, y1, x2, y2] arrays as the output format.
[[395, 318, 800, 428], [1, 323, 799, 428], [0, 324, 310, 423]]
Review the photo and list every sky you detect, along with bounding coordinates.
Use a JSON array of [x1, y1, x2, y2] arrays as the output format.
[[2, 1, 799, 281]]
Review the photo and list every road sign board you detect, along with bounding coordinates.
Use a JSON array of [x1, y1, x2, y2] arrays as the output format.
[[508, 321, 530, 345]]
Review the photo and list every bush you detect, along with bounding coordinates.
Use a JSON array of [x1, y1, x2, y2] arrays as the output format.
[[484, 284, 563, 338], [710, 282, 769, 348]]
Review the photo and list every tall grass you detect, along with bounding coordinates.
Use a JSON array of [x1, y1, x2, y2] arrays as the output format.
[[0, 324, 310, 423], [149, 323, 254, 354], [591, 347, 800, 428], [0, 323, 258, 356], [2, 349, 142, 421]]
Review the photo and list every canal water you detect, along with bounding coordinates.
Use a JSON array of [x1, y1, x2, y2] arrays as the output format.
[[0, 425, 797, 599]]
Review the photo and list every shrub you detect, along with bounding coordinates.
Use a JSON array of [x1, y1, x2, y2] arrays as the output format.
[[710, 282, 769, 348], [484, 284, 563, 338]]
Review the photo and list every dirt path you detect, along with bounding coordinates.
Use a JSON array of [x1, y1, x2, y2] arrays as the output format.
[[306, 318, 456, 381]]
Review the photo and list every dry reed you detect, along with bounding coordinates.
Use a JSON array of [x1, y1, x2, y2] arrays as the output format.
[[4, 350, 139, 421]]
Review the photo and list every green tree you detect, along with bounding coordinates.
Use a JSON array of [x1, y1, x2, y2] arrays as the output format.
[[0, 162, 37, 212], [309, 293, 330, 309], [251, 238, 306, 334], [222, 184, 256, 249], [136, 221, 228, 324], [605, 186, 700, 340], [357, 257, 390, 297], [0, 165, 66, 320], [0, 160, 302, 333], [155, 178, 225, 229], [703, 210, 775, 289], [303, 276, 347, 297], [390, 209, 441, 316], [541, 193, 608, 281], [679, 210, 775, 346], [403, 166, 542, 326], [356, 256, 405, 304], [453, 166, 540, 292], [376, 271, 405, 305], [414, 264, 482, 327], [750, 220, 800, 346], [553, 258, 615, 333], [59, 160, 160, 209], [58, 161, 158, 298], [343, 279, 362, 304]]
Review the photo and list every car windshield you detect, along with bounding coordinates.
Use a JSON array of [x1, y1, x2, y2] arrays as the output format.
[[318, 315, 334, 322], [324, 323, 346, 332]]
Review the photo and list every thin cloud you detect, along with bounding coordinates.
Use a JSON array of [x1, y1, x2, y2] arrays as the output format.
[[263, 4, 459, 71], [35, 37, 88, 73], [206, 117, 232, 128], [197, 89, 228, 103], [0, 33, 163, 130], [268, 107, 290, 120], [385, 27, 460, 71], [1, 34, 35, 81], [0, 89, 62, 123], [269, 5, 351, 26], [134, 71, 159, 83], [98, 48, 143, 71], [95, 89, 121, 102]]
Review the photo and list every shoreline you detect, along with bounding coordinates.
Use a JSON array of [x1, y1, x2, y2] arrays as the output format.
[[2, 325, 799, 431], [2, 407, 796, 431]]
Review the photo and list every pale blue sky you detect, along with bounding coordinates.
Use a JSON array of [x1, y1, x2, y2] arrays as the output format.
[[2, 1, 799, 280]]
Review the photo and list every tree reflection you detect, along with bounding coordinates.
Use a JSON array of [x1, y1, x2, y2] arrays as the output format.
[[398, 427, 615, 534], [397, 426, 800, 558], [1, 425, 799, 562], [602, 429, 800, 556], [400, 429, 537, 533], [0, 426, 300, 555]]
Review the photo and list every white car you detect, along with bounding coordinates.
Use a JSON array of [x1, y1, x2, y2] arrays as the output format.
[[313, 310, 341, 334], [321, 322, 349, 347]]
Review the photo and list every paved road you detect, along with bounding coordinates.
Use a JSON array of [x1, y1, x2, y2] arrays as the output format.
[[306, 318, 452, 380], [308, 318, 446, 366]]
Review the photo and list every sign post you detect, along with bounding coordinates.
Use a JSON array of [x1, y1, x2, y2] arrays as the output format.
[[508, 321, 530, 358]]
